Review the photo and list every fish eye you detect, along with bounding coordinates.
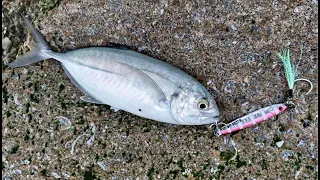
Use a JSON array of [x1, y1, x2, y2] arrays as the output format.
[[197, 99, 209, 110]]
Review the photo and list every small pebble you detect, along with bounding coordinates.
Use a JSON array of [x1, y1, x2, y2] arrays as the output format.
[[273, 0, 279, 8], [2, 37, 12, 51], [280, 150, 294, 161], [22, 68, 29, 74], [307, 143, 315, 158], [137, 45, 148, 52], [297, 140, 306, 147], [13, 169, 22, 175], [160, 9, 164, 15], [97, 161, 108, 171], [295, 167, 303, 178], [230, 24, 238, 31], [303, 120, 310, 128], [11, 74, 19, 80], [57, 116, 72, 131], [294, 6, 304, 14], [276, 141, 284, 148], [14, 94, 21, 105], [241, 102, 249, 107], [62, 172, 70, 178], [210, 166, 218, 174], [272, 62, 277, 69], [21, 159, 30, 165], [184, 47, 193, 51], [224, 81, 235, 94], [41, 84, 47, 89], [265, 50, 272, 57], [255, 143, 265, 147], [51, 172, 61, 179], [87, 135, 95, 145], [286, 129, 293, 134], [87, 28, 95, 36], [27, 114, 32, 121]]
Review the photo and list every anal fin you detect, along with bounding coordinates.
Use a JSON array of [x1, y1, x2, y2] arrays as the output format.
[[110, 106, 120, 112], [80, 95, 103, 104]]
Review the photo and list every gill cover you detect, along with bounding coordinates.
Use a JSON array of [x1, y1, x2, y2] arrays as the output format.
[[171, 88, 191, 124], [170, 84, 220, 125], [170, 87, 205, 124]]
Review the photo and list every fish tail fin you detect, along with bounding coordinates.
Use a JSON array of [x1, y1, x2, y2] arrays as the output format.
[[8, 11, 52, 68]]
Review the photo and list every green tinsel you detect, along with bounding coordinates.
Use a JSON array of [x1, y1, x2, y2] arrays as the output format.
[[277, 48, 295, 90]]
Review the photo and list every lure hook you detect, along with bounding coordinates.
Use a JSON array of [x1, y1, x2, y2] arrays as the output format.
[[294, 78, 313, 96]]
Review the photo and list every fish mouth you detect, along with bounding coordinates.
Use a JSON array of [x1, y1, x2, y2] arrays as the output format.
[[197, 115, 220, 125], [175, 115, 220, 125]]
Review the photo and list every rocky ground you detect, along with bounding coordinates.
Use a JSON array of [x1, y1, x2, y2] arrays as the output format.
[[2, 0, 318, 179]]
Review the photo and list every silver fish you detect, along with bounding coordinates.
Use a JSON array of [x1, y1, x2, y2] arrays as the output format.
[[8, 13, 220, 125]]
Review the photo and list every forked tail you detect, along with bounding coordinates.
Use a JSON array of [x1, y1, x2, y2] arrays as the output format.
[[8, 12, 53, 68]]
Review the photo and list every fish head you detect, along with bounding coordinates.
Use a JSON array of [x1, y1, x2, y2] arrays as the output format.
[[170, 84, 220, 125]]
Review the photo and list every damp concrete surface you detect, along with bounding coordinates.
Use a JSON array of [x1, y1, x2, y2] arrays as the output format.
[[2, 0, 318, 179]]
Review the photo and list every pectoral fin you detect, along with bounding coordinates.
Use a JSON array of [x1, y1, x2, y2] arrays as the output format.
[[115, 62, 168, 107], [63, 58, 168, 108]]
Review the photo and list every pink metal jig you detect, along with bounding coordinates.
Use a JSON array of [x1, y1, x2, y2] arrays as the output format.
[[216, 104, 288, 136]]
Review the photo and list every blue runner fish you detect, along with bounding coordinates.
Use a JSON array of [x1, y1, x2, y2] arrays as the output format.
[[9, 13, 220, 125]]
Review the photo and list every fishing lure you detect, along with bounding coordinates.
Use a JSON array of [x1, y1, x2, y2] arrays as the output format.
[[211, 48, 313, 162], [213, 48, 313, 136], [215, 104, 288, 136], [213, 103, 289, 162]]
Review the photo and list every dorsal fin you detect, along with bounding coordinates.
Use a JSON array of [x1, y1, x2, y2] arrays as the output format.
[[106, 43, 131, 50]]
